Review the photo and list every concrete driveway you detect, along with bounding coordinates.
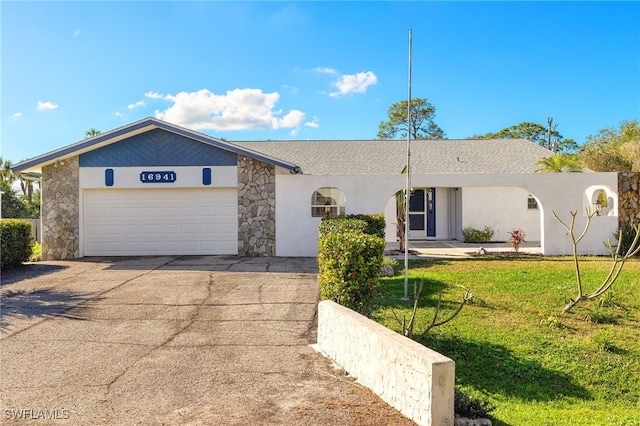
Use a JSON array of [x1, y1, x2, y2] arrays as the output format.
[[0, 256, 413, 425]]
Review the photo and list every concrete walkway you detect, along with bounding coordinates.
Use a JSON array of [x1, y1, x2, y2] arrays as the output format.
[[386, 240, 542, 259], [0, 256, 414, 425]]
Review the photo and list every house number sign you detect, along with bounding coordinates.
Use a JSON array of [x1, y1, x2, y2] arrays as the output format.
[[140, 171, 177, 183]]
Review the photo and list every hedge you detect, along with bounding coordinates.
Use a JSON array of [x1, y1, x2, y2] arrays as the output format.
[[1, 219, 34, 269], [318, 217, 369, 238], [318, 215, 385, 315], [345, 213, 386, 238], [318, 214, 386, 239]]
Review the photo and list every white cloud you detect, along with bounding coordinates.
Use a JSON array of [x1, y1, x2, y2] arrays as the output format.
[[282, 84, 299, 93], [127, 101, 145, 110], [74, 30, 80, 37], [115, 112, 124, 118], [37, 101, 58, 110], [274, 109, 305, 129], [12, 112, 23, 118], [313, 67, 337, 75], [153, 88, 306, 132], [145, 91, 165, 99], [304, 116, 319, 128], [330, 71, 378, 97]]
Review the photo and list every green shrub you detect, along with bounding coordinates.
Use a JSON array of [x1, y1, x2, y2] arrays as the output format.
[[318, 217, 369, 238], [0, 187, 29, 218], [615, 220, 639, 257], [454, 388, 494, 419], [345, 213, 386, 238], [318, 230, 385, 315], [381, 256, 398, 268], [462, 226, 495, 243], [1, 219, 34, 268], [319, 214, 386, 239]]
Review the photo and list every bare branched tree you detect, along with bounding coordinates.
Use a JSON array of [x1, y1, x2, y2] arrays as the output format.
[[392, 280, 474, 339], [552, 209, 640, 313]]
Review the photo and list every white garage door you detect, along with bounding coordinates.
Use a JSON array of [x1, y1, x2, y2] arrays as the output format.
[[83, 188, 237, 256]]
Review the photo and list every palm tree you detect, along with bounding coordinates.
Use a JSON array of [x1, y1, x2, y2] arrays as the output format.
[[18, 173, 40, 204], [535, 154, 583, 173], [85, 128, 101, 138], [0, 157, 15, 184]]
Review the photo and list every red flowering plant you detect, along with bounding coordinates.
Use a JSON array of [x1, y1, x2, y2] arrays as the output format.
[[508, 228, 526, 253]]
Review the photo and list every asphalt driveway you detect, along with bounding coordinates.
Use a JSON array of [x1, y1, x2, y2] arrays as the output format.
[[0, 256, 413, 425]]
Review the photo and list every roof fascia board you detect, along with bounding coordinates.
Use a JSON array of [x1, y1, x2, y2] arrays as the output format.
[[11, 118, 158, 173], [12, 117, 302, 174]]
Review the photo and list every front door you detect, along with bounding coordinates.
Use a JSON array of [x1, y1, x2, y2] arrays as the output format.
[[408, 188, 436, 238]]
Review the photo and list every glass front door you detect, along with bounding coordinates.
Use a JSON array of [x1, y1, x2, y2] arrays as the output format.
[[408, 188, 435, 238]]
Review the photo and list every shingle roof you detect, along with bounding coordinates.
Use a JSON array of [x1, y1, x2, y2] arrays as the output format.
[[11, 114, 555, 176], [232, 138, 553, 175]]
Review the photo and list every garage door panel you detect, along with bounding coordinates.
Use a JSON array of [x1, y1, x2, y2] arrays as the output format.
[[143, 224, 161, 234], [181, 206, 198, 216], [181, 224, 199, 234], [162, 224, 179, 234], [123, 224, 139, 233], [219, 242, 237, 251], [141, 206, 159, 216], [83, 188, 238, 256], [161, 206, 179, 216]]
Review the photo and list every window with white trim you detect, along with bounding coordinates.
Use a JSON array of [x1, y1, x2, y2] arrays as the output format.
[[527, 194, 539, 210], [311, 187, 346, 217]]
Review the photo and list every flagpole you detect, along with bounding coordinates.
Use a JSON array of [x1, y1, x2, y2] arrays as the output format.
[[403, 29, 412, 301]]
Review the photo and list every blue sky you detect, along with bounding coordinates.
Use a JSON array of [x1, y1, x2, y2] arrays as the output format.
[[2, 1, 639, 163]]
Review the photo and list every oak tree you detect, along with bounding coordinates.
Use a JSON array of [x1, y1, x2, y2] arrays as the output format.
[[377, 98, 446, 140], [472, 121, 578, 153], [579, 120, 640, 172]]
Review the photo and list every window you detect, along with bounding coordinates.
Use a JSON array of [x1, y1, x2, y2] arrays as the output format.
[[527, 195, 539, 210], [311, 187, 346, 217]]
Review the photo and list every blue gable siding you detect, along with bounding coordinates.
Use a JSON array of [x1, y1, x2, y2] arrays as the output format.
[[79, 128, 237, 167]]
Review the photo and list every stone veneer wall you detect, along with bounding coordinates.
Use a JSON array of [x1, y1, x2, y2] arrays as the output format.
[[237, 157, 276, 256], [41, 157, 80, 260], [618, 172, 640, 227]]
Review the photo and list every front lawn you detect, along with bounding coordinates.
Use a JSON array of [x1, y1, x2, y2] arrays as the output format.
[[372, 257, 640, 426]]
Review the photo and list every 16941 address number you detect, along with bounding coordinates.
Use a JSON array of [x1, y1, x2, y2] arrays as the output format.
[[139, 171, 176, 183]]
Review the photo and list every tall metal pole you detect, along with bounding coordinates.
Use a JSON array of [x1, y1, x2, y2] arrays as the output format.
[[403, 29, 412, 300]]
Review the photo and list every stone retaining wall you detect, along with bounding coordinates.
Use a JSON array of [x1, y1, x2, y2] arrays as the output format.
[[619, 172, 640, 227], [316, 300, 455, 426], [237, 157, 276, 256], [41, 157, 79, 260]]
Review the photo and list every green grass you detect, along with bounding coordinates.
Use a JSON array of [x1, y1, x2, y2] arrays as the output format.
[[372, 257, 640, 426]]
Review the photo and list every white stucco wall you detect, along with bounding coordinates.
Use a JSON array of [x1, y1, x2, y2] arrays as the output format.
[[275, 172, 620, 257], [435, 188, 451, 239], [462, 187, 541, 242], [384, 196, 398, 244], [275, 175, 396, 257], [317, 300, 455, 426]]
